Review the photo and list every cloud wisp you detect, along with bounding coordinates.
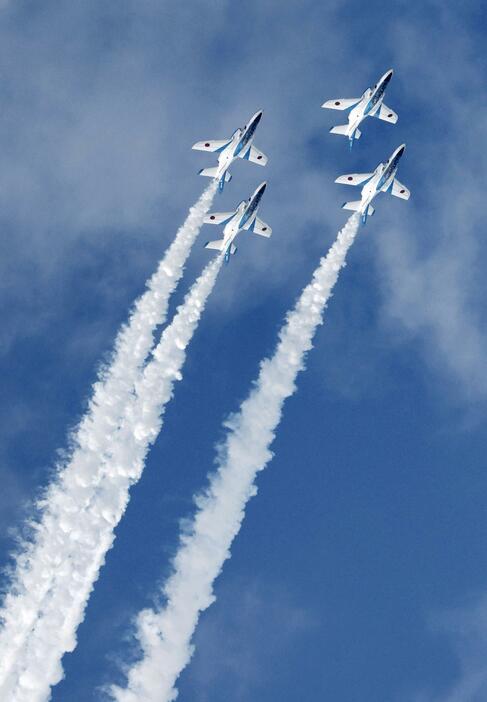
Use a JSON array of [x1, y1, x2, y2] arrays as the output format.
[[0, 183, 216, 701], [109, 214, 359, 702]]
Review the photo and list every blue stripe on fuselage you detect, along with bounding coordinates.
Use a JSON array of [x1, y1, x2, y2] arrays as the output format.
[[377, 158, 400, 191], [234, 118, 259, 156], [364, 74, 391, 116], [238, 193, 261, 229]]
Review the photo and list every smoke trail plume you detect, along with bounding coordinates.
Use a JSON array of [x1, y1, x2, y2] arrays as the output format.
[[0, 183, 216, 695], [1, 255, 223, 702], [109, 214, 360, 702]]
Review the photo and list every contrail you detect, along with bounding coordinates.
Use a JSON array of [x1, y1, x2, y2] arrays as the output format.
[[0, 254, 223, 702], [109, 214, 360, 702], [0, 183, 216, 694]]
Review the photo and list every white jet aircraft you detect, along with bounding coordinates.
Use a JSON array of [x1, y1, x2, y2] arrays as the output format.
[[192, 110, 268, 192], [335, 144, 410, 224], [203, 181, 271, 262], [322, 69, 398, 148]]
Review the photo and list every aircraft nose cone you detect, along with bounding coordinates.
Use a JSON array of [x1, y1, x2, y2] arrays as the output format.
[[398, 143, 406, 155], [253, 110, 263, 125], [258, 181, 267, 194]]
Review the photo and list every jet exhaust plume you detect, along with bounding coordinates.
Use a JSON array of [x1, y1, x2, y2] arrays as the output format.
[[109, 214, 360, 702], [0, 183, 217, 700], [1, 255, 223, 701], [1, 255, 223, 702]]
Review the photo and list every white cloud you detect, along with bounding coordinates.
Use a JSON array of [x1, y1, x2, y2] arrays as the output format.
[[373, 7, 487, 401], [413, 594, 487, 702]]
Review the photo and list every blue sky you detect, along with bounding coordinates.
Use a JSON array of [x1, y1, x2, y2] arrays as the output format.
[[1, 1, 487, 700]]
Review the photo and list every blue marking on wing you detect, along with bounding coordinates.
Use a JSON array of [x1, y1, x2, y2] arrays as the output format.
[[215, 140, 231, 154]]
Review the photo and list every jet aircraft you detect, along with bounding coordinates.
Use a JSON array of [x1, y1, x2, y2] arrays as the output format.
[[203, 181, 271, 262], [192, 110, 267, 192], [335, 144, 410, 224], [322, 69, 398, 148]]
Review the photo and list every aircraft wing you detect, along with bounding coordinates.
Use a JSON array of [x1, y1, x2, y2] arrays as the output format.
[[375, 103, 398, 124], [321, 97, 360, 111], [192, 139, 230, 153], [390, 178, 410, 200], [241, 144, 268, 166], [204, 211, 235, 225], [252, 217, 272, 237], [335, 172, 374, 186]]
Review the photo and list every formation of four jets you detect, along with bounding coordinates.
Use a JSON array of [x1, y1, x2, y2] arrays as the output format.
[[192, 69, 410, 262]]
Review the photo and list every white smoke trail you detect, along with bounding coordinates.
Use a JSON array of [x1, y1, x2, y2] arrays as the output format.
[[109, 214, 360, 702], [0, 254, 223, 702], [0, 183, 216, 690]]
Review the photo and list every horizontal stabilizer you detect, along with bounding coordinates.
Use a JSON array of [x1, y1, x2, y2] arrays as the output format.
[[204, 211, 235, 225], [199, 168, 232, 183], [199, 166, 218, 178], [342, 200, 362, 212], [330, 124, 350, 136], [204, 239, 224, 251], [192, 139, 229, 153], [335, 172, 373, 186], [322, 97, 360, 111]]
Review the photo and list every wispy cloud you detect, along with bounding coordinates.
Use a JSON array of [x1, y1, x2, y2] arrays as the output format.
[[413, 594, 487, 702], [185, 578, 313, 701], [373, 5, 487, 401]]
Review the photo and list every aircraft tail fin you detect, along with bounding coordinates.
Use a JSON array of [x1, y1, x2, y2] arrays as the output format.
[[218, 171, 232, 192], [361, 205, 375, 225], [329, 124, 350, 137], [224, 243, 237, 264], [348, 128, 362, 150], [204, 239, 225, 251]]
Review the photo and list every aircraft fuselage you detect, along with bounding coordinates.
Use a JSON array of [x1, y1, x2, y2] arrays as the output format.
[[216, 110, 263, 183], [221, 181, 267, 260], [359, 144, 405, 218], [347, 69, 393, 138]]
